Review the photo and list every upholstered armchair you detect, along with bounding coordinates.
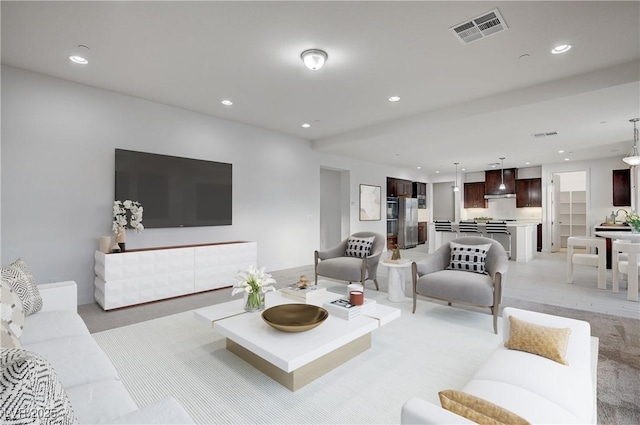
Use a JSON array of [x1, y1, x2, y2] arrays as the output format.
[[314, 232, 385, 291], [411, 236, 509, 333]]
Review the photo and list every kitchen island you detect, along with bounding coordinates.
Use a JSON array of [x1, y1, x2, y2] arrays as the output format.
[[427, 222, 539, 263]]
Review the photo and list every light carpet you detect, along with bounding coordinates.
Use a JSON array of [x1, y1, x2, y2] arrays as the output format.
[[93, 286, 503, 424]]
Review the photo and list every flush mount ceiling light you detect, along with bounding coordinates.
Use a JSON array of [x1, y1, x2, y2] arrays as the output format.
[[623, 118, 640, 165], [69, 44, 90, 65], [453, 162, 460, 192], [499, 157, 506, 190], [551, 44, 572, 54], [301, 49, 328, 70], [388, 96, 401, 102], [221, 99, 233, 106]]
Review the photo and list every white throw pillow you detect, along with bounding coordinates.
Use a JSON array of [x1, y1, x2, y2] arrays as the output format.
[[345, 236, 374, 258], [1, 258, 43, 316], [1, 279, 25, 340], [447, 242, 492, 274]]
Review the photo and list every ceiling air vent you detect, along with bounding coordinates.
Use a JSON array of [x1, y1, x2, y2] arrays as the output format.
[[532, 131, 559, 139], [450, 9, 508, 45]]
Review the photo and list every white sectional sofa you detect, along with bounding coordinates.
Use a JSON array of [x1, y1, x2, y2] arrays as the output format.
[[401, 307, 598, 424], [20, 280, 195, 424]]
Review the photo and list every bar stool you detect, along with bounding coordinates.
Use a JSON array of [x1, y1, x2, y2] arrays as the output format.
[[434, 220, 458, 245], [566, 236, 606, 290], [485, 221, 511, 259], [458, 220, 482, 236], [612, 240, 640, 302]]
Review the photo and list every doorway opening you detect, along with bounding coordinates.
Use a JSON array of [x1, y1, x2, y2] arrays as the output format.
[[550, 171, 588, 252], [320, 168, 350, 250]]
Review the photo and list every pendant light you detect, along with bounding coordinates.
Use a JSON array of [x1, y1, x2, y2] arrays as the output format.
[[499, 157, 506, 190], [453, 162, 460, 192], [623, 118, 640, 166]]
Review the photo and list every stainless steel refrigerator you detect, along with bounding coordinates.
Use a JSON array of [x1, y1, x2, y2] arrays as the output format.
[[398, 198, 418, 249]]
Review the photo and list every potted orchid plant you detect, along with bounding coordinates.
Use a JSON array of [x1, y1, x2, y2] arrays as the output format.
[[232, 265, 276, 312], [112, 200, 144, 252]]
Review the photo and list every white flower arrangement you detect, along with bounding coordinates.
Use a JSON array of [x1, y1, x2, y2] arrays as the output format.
[[231, 265, 276, 296], [112, 200, 144, 234], [625, 211, 640, 231], [232, 265, 276, 311]]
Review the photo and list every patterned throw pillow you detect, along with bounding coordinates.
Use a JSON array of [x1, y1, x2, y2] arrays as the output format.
[[1, 279, 25, 340], [1, 258, 43, 316], [439, 389, 531, 425], [345, 236, 374, 258], [0, 348, 78, 425], [447, 242, 491, 274], [504, 316, 571, 365]]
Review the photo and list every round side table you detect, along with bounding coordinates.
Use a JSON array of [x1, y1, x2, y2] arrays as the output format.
[[381, 260, 412, 302]]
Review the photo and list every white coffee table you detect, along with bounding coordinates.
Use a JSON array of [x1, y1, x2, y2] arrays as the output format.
[[380, 259, 412, 302], [194, 288, 400, 391]]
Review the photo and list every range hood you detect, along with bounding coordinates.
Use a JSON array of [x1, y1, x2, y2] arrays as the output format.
[[484, 193, 516, 199]]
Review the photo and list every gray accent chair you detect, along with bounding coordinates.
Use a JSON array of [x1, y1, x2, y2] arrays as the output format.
[[411, 236, 509, 333], [314, 232, 385, 291]]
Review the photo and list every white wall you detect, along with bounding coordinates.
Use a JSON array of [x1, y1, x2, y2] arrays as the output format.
[[1, 67, 404, 304]]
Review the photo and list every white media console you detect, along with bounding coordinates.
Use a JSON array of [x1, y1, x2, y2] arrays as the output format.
[[94, 241, 257, 310]]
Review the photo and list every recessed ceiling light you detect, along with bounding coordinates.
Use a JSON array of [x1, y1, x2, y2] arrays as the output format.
[[558, 150, 565, 154], [221, 99, 233, 106], [462, 168, 466, 171], [388, 96, 401, 102], [301, 123, 311, 128], [435, 171, 440, 174], [491, 165, 496, 168], [417, 166, 421, 170], [551, 44, 572, 54], [525, 162, 531, 165], [69, 44, 90, 65], [564, 158, 570, 161]]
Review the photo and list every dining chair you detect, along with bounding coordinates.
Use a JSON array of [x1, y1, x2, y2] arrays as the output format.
[[612, 240, 640, 302], [434, 220, 458, 244], [566, 236, 606, 290], [458, 220, 482, 236], [485, 221, 512, 259]]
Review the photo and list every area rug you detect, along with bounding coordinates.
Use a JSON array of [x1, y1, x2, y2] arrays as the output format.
[[501, 296, 640, 425], [93, 291, 503, 424]]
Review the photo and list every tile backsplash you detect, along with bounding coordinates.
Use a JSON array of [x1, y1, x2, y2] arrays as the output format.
[[463, 198, 542, 222]]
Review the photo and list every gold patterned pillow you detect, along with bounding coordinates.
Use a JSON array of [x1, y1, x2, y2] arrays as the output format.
[[439, 390, 530, 425], [504, 316, 571, 365]]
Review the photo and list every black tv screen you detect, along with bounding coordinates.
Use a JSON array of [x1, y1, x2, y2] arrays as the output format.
[[115, 149, 232, 228]]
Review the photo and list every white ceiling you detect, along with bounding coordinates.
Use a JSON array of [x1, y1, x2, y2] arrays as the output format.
[[2, 1, 639, 175]]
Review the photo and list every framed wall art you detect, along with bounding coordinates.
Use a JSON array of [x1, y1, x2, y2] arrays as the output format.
[[359, 184, 381, 221]]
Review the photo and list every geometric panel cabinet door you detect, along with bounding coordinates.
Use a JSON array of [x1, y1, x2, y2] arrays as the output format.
[[94, 241, 257, 310]]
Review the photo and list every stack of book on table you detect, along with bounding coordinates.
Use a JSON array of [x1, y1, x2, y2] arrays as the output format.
[[280, 283, 327, 303], [322, 298, 377, 320]]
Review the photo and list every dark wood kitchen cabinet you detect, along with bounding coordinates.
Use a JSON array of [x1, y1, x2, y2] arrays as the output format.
[[418, 222, 427, 244], [387, 177, 412, 197], [613, 169, 631, 206], [412, 182, 427, 197], [516, 178, 542, 208], [464, 182, 487, 208], [485, 168, 516, 195]]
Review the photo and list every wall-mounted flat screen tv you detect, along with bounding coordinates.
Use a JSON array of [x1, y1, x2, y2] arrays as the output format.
[[115, 149, 232, 228]]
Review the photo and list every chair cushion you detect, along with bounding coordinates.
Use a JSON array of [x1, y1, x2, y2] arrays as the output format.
[[416, 270, 494, 306], [447, 242, 491, 275], [504, 316, 571, 365], [1, 258, 43, 316], [345, 236, 374, 258], [317, 257, 366, 282], [1, 279, 25, 339], [0, 348, 78, 425]]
